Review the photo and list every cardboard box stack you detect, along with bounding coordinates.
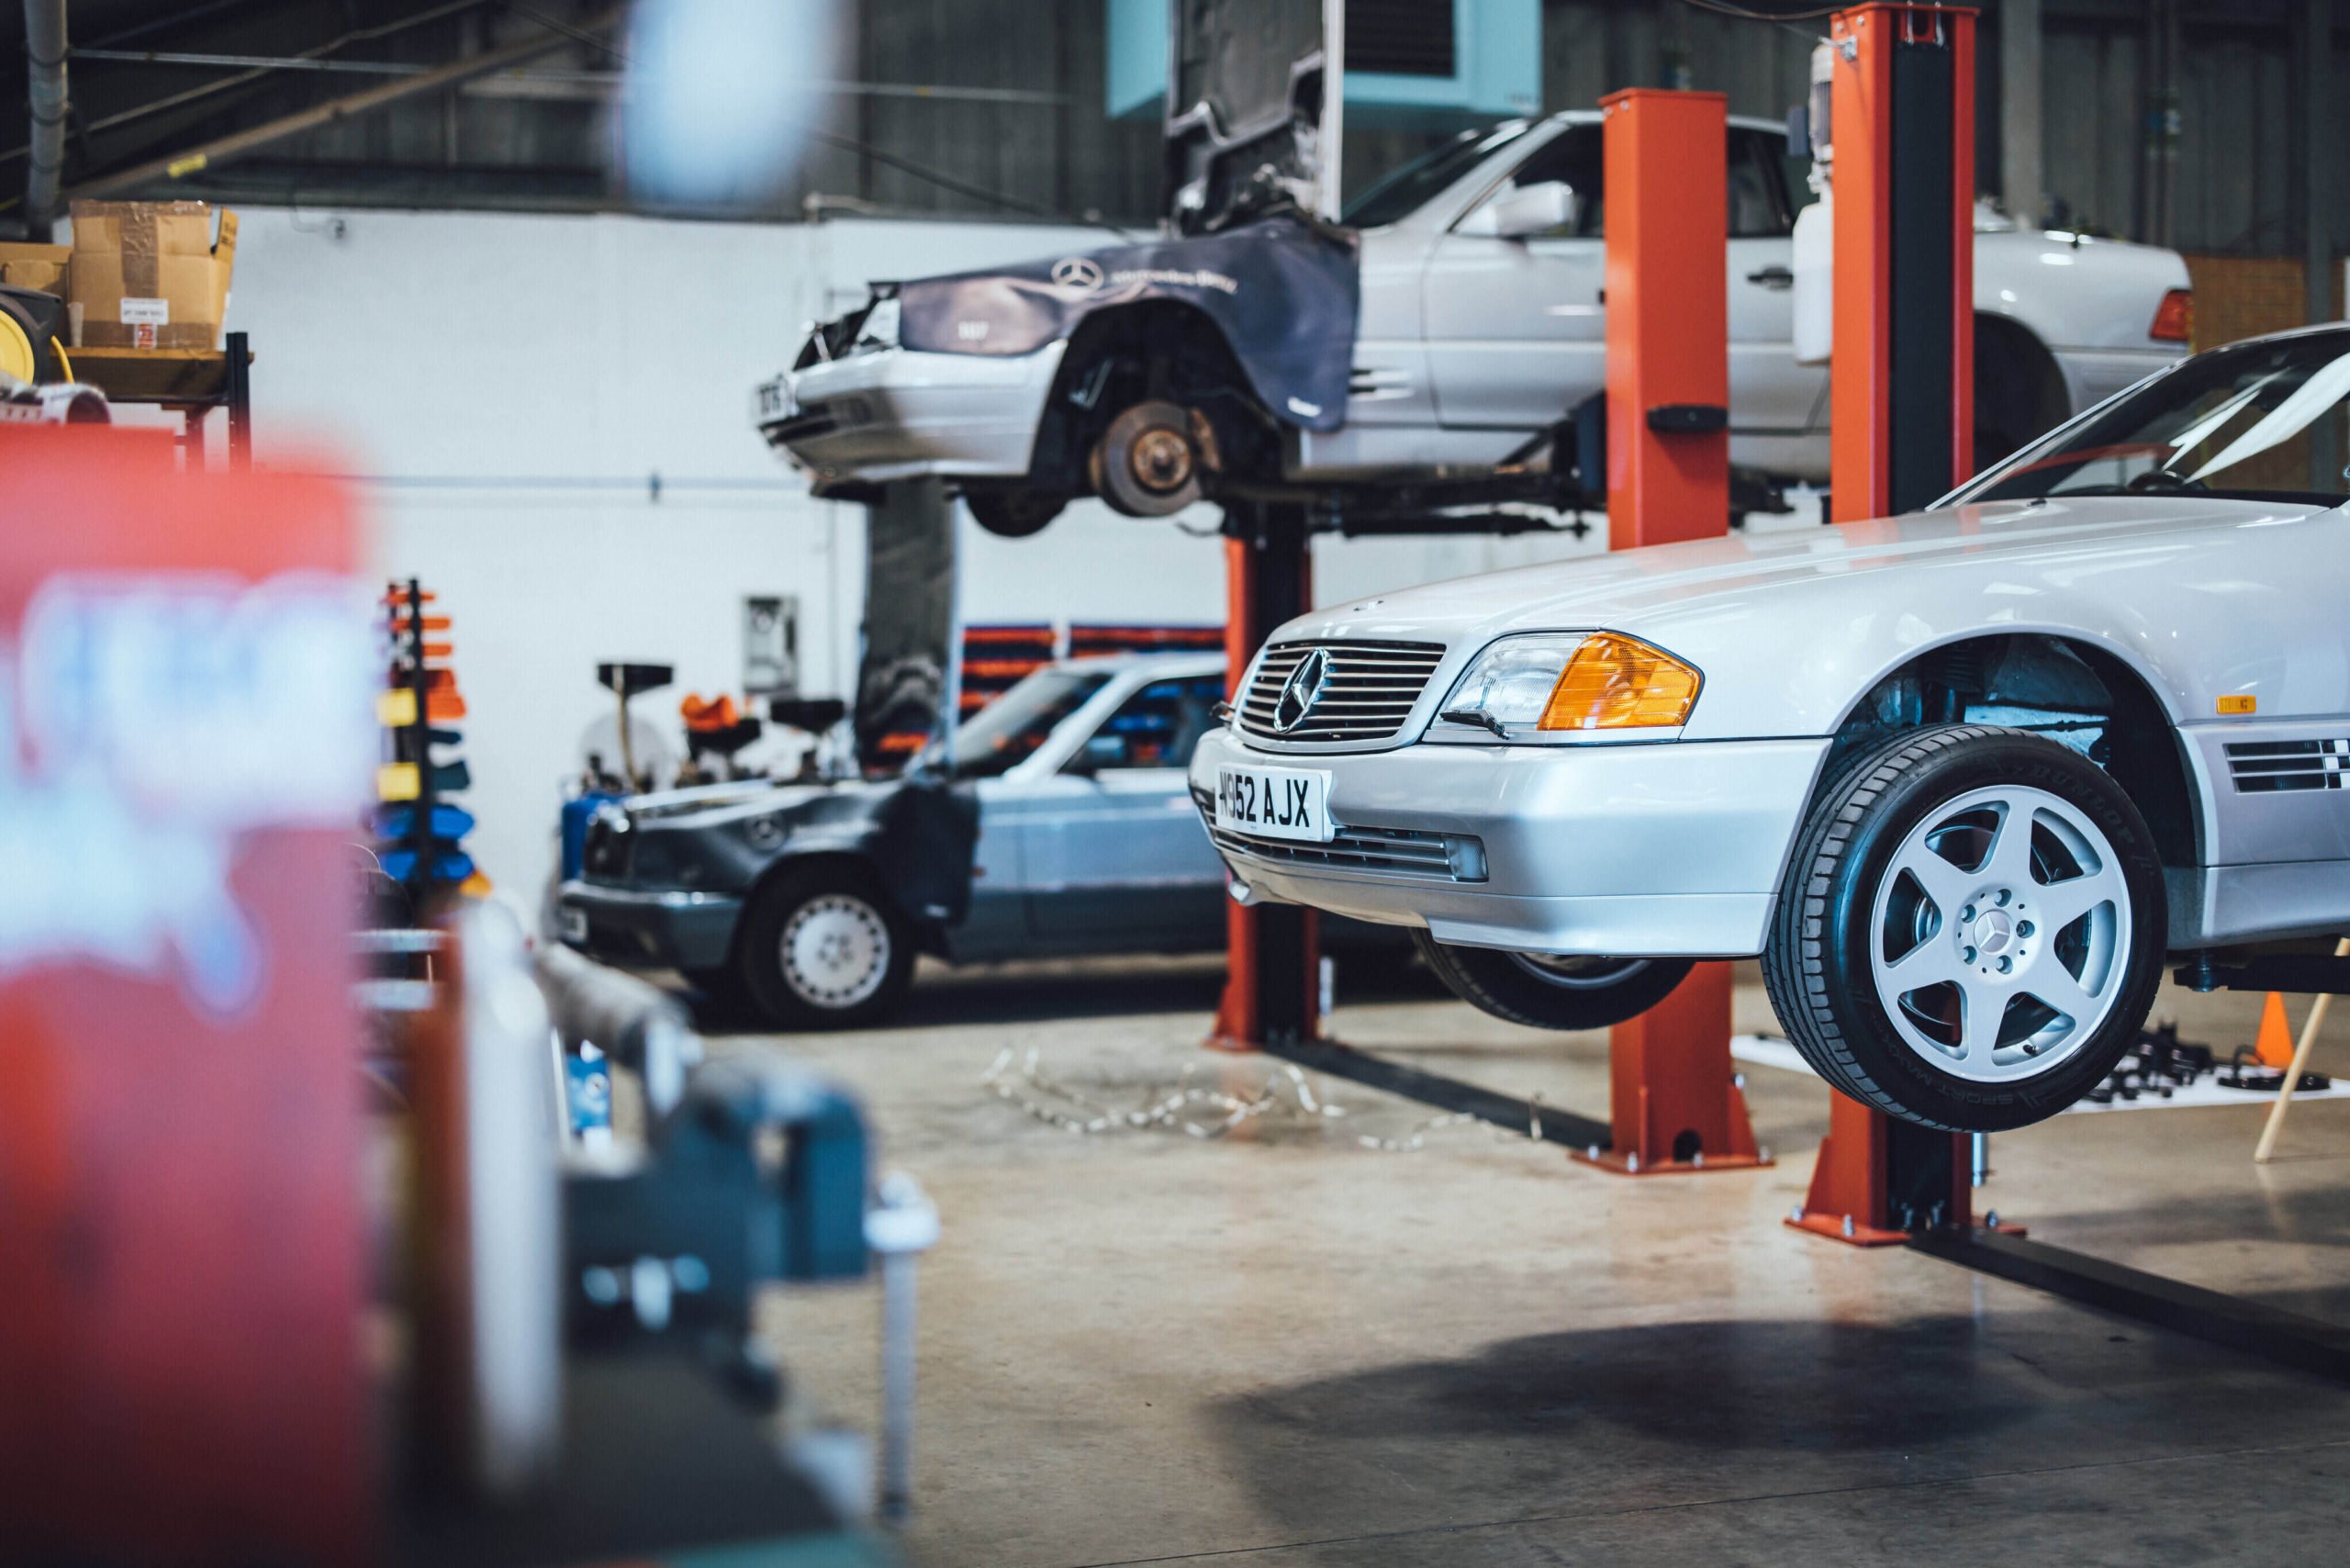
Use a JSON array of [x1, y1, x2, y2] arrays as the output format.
[[63, 201, 239, 350], [0, 241, 70, 297], [0, 203, 239, 352]]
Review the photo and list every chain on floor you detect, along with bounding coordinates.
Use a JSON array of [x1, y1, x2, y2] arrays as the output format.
[[979, 1046, 1548, 1153]]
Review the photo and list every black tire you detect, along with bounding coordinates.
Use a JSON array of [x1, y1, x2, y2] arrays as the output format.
[[967, 488, 1066, 538], [1090, 399, 1203, 517], [1411, 928, 1693, 1031], [0, 290, 63, 385], [1763, 725, 2166, 1132], [735, 863, 917, 1030], [680, 964, 760, 1028]]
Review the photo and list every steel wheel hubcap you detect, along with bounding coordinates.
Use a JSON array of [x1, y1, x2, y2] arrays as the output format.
[[1869, 783, 2132, 1083], [1508, 953, 1651, 991], [781, 894, 891, 1009]]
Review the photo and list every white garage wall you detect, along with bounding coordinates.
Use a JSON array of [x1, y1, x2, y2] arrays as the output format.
[[101, 206, 1600, 904]]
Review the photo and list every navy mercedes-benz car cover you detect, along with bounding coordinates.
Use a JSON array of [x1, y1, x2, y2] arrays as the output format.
[[894, 213, 1359, 433]]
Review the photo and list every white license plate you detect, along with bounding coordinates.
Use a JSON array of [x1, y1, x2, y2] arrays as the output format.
[[557, 905, 588, 943], [1215, 765, 1335, 843]]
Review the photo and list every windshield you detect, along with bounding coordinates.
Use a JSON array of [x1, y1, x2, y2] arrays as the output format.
[[945, 667, 1109, 778], [1962, 330, 2350, 508], [1342, 121, 1533, 230]]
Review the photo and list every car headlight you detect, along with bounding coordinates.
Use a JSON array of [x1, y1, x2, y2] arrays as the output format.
[[1437, 633, 1701, 740]]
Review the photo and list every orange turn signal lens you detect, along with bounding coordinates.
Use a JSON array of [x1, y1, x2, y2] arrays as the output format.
[[1537, 633, 1701, 731]]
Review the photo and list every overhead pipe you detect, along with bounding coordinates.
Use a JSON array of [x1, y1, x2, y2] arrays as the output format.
[[22, 0, 67, 233]]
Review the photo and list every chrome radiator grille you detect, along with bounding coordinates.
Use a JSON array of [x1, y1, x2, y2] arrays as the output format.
[[1236, 639, 1446, 745]]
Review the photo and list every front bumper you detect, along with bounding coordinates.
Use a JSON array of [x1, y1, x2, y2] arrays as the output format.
[[1189, 728, 1830, 958], [765, 342, 1067, 487], [555, 880, 743, 971]]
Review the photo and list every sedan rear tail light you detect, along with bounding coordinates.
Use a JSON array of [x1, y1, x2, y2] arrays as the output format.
[[2150, 288, 2193, 343]]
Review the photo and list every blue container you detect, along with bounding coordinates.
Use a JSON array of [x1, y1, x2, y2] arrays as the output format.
[[560, 790, 624, 880]]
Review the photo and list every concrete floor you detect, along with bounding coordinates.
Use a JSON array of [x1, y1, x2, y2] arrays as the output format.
[[743, 958, 2350, 1567]]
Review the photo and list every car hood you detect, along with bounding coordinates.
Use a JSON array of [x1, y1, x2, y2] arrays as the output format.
[[1301, 498, 2327, 642], [1278, 495, 2342, 740], [625, 777, 890, 830]]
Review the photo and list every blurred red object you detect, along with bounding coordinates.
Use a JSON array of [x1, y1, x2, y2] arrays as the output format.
[[0, 428, 374, 1565]]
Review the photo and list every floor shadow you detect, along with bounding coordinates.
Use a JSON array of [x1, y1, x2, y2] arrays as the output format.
[[1206, 1312, 2347, 1534], [2024, 1184, 2350, 1256], [1221, 1316, 2047, 1457]]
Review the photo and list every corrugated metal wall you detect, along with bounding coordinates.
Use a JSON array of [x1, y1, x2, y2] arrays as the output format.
[[820, 0, 1160, 225], [223, 0, 2336, 259], [838, 0, 2339, 261]]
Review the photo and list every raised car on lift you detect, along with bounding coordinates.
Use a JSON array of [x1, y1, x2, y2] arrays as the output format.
[[759, 112, 2190, 537]]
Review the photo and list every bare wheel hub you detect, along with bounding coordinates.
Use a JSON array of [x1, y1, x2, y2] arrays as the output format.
[[1128, 426, 1193, 493]]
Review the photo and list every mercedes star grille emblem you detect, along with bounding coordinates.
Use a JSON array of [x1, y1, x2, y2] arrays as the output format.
[[1271, 648, 1333, 734]]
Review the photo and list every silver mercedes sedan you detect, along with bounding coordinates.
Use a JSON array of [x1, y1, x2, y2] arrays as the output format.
[[1193, 325, 2350, 1132]]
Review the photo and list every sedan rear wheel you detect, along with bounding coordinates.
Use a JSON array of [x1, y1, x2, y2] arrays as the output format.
[[738, 866, 916, 1031], [1764, 725, 2165, 1130], [1412, 929, 1693, 1031]]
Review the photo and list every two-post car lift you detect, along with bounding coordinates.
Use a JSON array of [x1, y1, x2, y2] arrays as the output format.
[[1211, 87, 1764, 1179], [1210, 2, 2350, 1386]]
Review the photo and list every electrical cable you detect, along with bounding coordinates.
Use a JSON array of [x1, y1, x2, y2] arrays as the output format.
[[800, 126, 1139, 239]]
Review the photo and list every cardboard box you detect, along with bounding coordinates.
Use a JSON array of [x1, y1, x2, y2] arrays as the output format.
[[67, 201, 238, 350], [0, 241, 70, 297]]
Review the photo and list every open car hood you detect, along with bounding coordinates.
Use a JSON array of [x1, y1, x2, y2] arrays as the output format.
[[1163, 0, 1327, 233]]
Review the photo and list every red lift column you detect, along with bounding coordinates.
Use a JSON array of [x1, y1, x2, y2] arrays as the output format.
[[1208, 502, 1322, 1051], [1793, 3, 1985, 1243], [1572, 88, 1765, 1178]]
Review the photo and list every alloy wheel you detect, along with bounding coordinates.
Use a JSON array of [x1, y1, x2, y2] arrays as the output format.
[[1867, 783, 2132, 1084]]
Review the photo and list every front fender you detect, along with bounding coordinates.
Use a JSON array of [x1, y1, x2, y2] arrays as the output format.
[[1669, 588, 2192, 744], [753, 778, 980, 930], [894, 214, 1359, 431]]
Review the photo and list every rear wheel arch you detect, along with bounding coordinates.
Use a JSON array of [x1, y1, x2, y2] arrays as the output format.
[[1972, 313, 2072, 471]]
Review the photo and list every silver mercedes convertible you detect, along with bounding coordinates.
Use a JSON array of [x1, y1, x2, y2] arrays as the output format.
[[1193, 325, 2350, 1132]]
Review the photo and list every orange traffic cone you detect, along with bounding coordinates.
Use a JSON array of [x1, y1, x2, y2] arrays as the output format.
[[2253, 991, 2297, 1068]]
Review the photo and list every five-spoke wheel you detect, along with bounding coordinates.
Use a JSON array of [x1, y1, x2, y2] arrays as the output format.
[[1765, 726, 2165, 1130]]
